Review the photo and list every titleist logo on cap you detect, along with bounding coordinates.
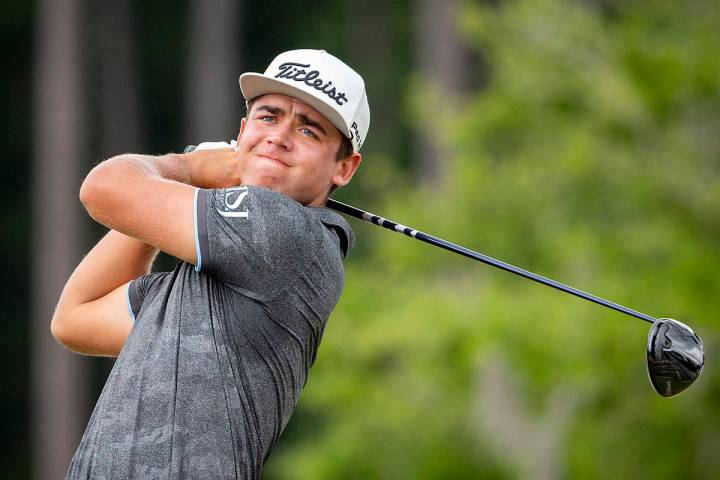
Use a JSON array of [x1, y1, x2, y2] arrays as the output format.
[[274, 62, 348, 106]]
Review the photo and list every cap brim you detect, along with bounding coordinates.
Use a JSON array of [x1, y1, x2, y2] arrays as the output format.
[[239, 73, 351, 139]]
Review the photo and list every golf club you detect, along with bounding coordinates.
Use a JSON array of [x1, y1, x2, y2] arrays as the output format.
[[182, 144, 704, 397], [325, 198, 705, 398]]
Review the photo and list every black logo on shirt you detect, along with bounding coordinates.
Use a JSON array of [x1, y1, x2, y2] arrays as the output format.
[[275, 62, 348, 106]]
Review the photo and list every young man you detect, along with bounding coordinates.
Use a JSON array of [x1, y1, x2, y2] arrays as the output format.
[[51, 49, 370, 479]]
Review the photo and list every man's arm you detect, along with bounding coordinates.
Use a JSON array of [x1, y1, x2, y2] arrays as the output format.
[[51, 231, 158, 356], [52, 148, 240, 356], [81, 153, 191, 263], [79, 149, 242, 263]]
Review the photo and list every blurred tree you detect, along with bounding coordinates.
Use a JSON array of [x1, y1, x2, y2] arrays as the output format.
[[348, 1, 394, 156], [1, 2, 33, 476], [341, 0, 415, 215], [264, 0, 720, 478], [10, 0, 720, 478], [474, 352, 581, 479], [185, 0, 242, 142], [31, 0, 89, 478], [85, 0, 147, 397], [413, 0, 471, 185], [96, 0, 144, 155]]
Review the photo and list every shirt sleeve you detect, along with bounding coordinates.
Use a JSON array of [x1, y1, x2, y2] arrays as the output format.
[[194, 186, 319, 301], [126, 272, 170, 323]]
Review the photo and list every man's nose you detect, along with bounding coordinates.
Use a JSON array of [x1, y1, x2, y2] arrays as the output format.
[[266, 123, 292, 150]]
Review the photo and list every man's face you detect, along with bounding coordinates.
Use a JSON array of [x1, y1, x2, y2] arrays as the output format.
[[235, 93, 361, 207]]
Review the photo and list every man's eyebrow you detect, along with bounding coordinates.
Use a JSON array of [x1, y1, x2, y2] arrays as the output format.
[[296, 113, 328, 136], [255, 105, 284, 116], [253, 104, 328, 136]]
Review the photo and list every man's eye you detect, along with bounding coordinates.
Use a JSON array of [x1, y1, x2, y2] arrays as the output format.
[[300, 128, 316, 138], [259, 115, 275, 122]]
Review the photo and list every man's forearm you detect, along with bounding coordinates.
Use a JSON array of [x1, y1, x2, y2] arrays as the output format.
[[55, 230, 158, 310], [79, 149, 240, 236], [65, 153, 186, 309], [77, 152, 199, 259], [81, 148, 240, 202], [121, 153, 192, 184], [50, 230, 158, 356], [81, 153, 193, 202]]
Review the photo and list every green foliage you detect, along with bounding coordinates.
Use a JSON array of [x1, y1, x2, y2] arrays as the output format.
[[266, 0, 720, 478]]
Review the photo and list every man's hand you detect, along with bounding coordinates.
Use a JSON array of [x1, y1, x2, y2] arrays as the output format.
[[185, 147, 242, 189]]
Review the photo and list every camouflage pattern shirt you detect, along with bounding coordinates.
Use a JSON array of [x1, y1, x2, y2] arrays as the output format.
[[66, 186, 354, 479]]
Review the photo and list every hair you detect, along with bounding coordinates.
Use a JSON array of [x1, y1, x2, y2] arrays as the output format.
[[245, 98, 354, 161]]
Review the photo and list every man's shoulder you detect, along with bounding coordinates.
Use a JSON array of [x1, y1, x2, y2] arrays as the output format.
[[202, 185, 355, 267], [308, 206, 355, 258], [219, 185, 355, 257]]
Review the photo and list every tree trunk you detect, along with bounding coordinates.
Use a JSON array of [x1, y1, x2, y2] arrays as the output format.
[[185, 0, 242, 143], [473, 353, 581, 480], [414, 0, 469, 184], [31, 0, 88, 477], [97, 0, 144, 154], [348, 0, 393, 154]]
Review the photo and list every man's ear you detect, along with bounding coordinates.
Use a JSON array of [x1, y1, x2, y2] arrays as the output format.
[[236, 118, 247, 143], [332, 153, 362, 188]]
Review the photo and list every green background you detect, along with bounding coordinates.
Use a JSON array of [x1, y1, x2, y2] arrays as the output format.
[[3, 0, 719, 478]]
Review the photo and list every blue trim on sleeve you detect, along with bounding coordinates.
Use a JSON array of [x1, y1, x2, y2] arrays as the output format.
[[193, 188, 202, 272], [125, 283, 136, 325]]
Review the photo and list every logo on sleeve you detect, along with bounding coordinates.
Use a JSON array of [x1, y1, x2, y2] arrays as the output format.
[[217, 186, 249, 218]]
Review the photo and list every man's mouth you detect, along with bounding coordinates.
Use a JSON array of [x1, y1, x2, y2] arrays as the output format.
[[257, 154, 291, 168]]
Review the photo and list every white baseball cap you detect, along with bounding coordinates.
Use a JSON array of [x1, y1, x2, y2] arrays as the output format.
[[239, 49, 370, 152]]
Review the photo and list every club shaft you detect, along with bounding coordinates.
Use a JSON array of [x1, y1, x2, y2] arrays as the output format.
[[327, 198, 657, 324]]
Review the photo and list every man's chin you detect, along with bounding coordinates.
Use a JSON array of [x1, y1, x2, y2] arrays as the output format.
[[242, 170, 281, 187], [243, 176, 298, 198], [244, 179, 279, 191]]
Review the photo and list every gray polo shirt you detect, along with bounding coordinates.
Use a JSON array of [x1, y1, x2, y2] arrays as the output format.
[[66, 186, 354, 479]]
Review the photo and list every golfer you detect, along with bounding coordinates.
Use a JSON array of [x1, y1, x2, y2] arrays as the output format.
[[51, 49, 369, 478]]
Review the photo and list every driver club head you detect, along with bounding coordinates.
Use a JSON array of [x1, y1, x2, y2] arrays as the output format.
[[647, 318, 704, 397]]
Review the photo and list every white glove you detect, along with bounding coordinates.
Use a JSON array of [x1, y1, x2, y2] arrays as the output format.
[[193, 140, 237, 151]]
